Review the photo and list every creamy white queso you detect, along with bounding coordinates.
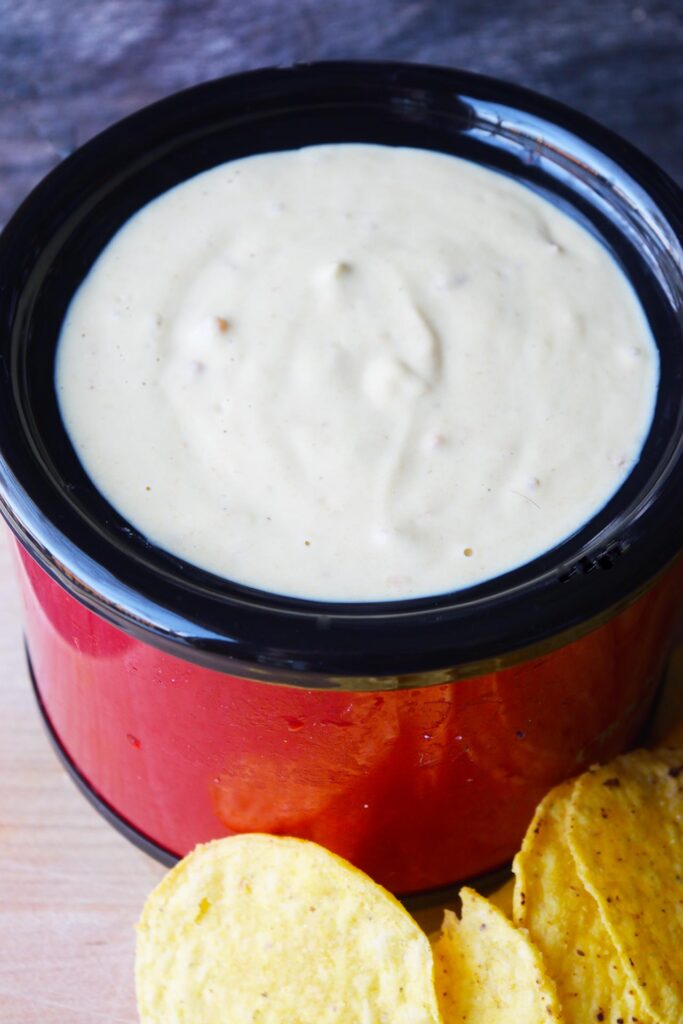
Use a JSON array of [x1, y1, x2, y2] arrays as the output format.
[[56, 144, 658, 601]]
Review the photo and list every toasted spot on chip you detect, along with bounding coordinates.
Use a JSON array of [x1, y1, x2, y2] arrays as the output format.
[[434, 887, 563, 1022], [513, 781, 651, 1024], [136, 833, 441, 1024], [568, 749, 683, 1024]]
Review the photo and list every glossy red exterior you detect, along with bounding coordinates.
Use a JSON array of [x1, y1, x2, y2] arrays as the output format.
[[15, 538, 683, 894]]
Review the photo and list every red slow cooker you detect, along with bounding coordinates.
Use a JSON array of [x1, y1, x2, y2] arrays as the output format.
[[0, 64, 681, 902]]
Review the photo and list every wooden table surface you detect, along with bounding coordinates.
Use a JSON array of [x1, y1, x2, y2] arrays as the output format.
[[0, 2, 681, 1021]]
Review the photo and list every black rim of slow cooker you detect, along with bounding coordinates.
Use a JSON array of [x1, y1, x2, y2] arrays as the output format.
[[0, 61, 681, 687]]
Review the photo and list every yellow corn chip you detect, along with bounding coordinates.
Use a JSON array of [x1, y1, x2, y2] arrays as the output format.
[[513, 781, 651, 1024], [136, 833, 441, 1024], [433, 887, 563, 1022], [568, 749, 683, 1024]]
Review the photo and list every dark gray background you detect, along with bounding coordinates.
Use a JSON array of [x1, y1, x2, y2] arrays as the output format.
[[1, 0, 681, 227]]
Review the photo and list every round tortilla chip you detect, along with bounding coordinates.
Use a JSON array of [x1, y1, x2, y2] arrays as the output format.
[[136, 833, 441, 1024], [433, 887, 563, 1022], [513, 781, 651, 1024], [568, 749, 683, 1024]]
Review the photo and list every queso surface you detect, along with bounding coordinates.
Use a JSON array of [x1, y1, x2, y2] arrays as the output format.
[[56, 144, 658, 601]]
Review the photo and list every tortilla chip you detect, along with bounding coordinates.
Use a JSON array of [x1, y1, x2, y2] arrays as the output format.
[[513, 781, 651, 1024], [136, 833, 441, 1024], [568, 749, 683, 1024], [433, 887, 563, 1022]]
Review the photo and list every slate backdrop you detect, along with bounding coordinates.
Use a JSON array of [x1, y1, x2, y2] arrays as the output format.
[[1, 0, 681, 229]]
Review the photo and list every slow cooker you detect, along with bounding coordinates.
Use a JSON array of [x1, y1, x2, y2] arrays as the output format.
[[0, 63, 681, 902]]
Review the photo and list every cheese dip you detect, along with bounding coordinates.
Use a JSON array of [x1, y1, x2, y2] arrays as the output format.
[[55, 144, 658, 601]]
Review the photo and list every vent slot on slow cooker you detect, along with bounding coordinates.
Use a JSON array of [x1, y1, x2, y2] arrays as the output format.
[[558, 540, 629, 582]]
